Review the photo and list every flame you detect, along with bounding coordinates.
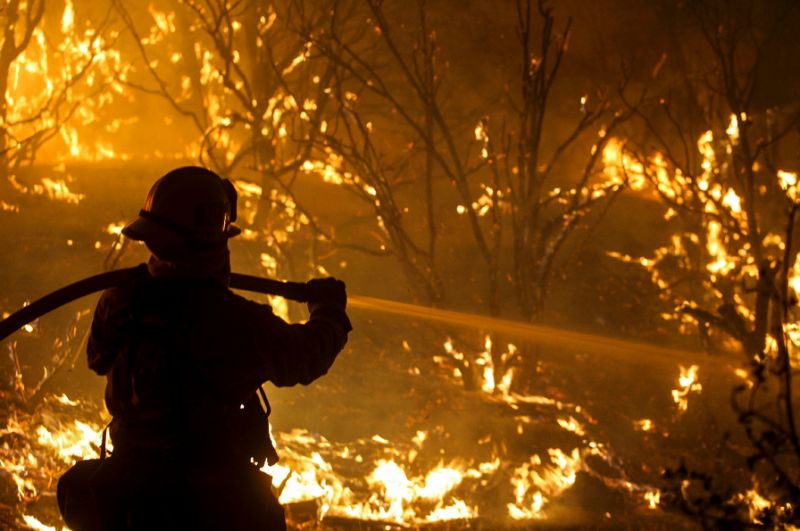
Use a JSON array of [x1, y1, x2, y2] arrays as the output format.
[[22, 515, 56, 531], [282, 43, 311, 76], [644, 489, 660, 509], [1, 379, 649, 528], [721, 188, 742, 213], [263, 429, 479, 524], [440, 336, 516, 399], [726, 113, 739, 141], [35, 419, 105, 463], [734, 489, 774, 525], [105, 222, 125, 236], [602, 137, 646, 190], [336, 459, 476, 523], [10, 176, 85, 204], [1, 394, 106, 509], [698, 130, 716, 177], [61, 0, 75, 34], [507, 448, 583, 519], [706, 220, 735, 275], [557, 416, 586, 436], [3, 0, 128, 164], [779, 169, 799, 203], [475, 119, 490, 159], [671, 364, 702, 412]]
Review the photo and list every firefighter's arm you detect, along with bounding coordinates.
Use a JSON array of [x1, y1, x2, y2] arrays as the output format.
[[257, 277, 351, 387]]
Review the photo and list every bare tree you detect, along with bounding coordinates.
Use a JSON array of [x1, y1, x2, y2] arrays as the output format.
[[297, 0, 633, 321], [611, 0, 800, 524]]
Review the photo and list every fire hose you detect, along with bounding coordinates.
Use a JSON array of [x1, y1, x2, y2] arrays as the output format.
[[0, 267, 708, 364], [0, 266, 310, 342]]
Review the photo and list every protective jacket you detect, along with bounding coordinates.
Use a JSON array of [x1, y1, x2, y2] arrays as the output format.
[[61, 261, 351, 530]]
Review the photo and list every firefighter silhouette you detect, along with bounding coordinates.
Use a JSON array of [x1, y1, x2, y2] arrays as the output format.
[[57, 166, 351, 530]]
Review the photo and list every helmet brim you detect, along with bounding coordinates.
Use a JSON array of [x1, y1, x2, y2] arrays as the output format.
[[122, 216, 242, 241], [121, 216, 160, 242]]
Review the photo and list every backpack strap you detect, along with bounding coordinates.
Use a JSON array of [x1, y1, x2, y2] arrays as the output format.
[[257, 385, 271, 417], [100, 420, 113, 461], [256, 385, 279, 466]]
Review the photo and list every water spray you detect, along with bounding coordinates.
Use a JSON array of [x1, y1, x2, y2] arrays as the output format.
[[0, 266, 708, 365], [346, 296, 708, 365]]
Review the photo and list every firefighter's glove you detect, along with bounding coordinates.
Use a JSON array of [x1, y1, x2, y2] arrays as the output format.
[[306, 277, 351, 333], [305, 277, 347, 310]]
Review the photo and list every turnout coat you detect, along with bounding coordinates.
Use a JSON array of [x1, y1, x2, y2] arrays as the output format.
[[59, 264, 351, 530]]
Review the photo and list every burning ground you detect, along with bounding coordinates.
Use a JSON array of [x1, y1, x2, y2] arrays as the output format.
[[0, 321, 726, 529]]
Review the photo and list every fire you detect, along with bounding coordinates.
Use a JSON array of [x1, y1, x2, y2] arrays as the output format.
[[9, 175, 85, 204], [0, 393, 107, 523], [557, 416, 586, 436], [706, 220, 735, 275], [644, 489, 660, 509], [263, 429, 480, 525], [734, 488, 775, 525], [22, 514, 56, 531], [439, 336, 516, 399], [339, 459, 475, 523], [779, 169, 799, 203], [671, 364, 702, 412], [35, 419, 105, 464], [725, 113, 740, 141], [105, 222, 125, 236], [602, 137, 646, 190], [507, 448, 583, 519]]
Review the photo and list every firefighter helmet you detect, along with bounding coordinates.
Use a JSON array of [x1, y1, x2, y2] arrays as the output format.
[[122, 166, 241, 246]]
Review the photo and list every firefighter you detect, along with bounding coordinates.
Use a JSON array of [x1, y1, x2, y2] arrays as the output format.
[[57, 166, 351, 530]]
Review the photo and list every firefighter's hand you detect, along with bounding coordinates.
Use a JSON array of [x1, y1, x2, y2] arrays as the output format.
[[305, 277, 347, 310]]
